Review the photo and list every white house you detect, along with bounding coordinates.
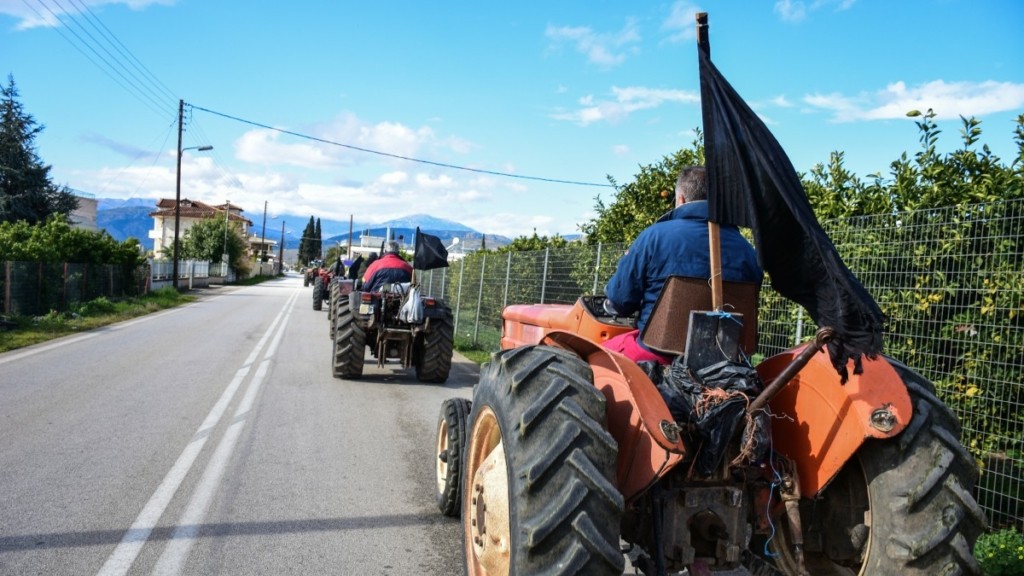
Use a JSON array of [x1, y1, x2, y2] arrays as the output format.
[[149, 199, 252, 255]]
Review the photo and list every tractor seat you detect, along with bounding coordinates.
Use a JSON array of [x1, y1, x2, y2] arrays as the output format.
[[639, 276, 760, 357]]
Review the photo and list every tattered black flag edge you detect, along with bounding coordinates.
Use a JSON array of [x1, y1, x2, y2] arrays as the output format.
[[413, 227, 450, 271], [698, 47, 885, 380]]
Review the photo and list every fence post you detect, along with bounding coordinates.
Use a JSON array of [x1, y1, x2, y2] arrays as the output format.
[[3, 262, 10, 315], [440, 267, 446, 300], [474, 254, 486, 345], [503, 252, 511, 309], [453, 257, 465, 337], [593, 242, 602, 294], [794, 307, 804, 346], [37, 262, 42, 314], [62, 262, 68, 311], [540, 247, 549, 304]]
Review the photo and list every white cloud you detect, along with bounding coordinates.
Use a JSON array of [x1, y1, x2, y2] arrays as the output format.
[[612, 144, 630, 156], [545, 20, 641, 69], [661, 1, 702, 44], [378, 171, 408, 185], [804, 80, 1024, 122], [775, 0, 856, 23], [235, 129, 338, 169], [552, 86, 699, 125], [463, 212, 560, 239], [774, 0, 808, 22], [0, 0, 174, 30], [232, 112, 451, 171], [771, 95, 794, 108]]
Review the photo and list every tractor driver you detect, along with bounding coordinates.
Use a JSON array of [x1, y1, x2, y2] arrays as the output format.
[[602, 166, 762, 364], [362, 241, 412, 292]]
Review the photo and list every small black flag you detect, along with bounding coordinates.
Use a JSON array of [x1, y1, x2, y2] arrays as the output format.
[[414, 227, 449, 270], [698, 37, 884, 380]]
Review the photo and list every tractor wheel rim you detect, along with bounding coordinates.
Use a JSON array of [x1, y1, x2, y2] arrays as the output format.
[[436, 418, 449, 495], [465, 407, 511, 575]]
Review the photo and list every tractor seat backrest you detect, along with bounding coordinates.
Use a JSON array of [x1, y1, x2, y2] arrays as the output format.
[[640, 275, 760, 357]]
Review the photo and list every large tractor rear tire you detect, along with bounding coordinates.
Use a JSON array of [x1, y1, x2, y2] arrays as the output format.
[[312, 275, 324, 311], [328, 280, 340, 339], [463, 345, 624, 576], [435, 397, 471, 517], [769, 358, 986, 575], [414, 312, 454, 383], [332, 292, 365, 379]]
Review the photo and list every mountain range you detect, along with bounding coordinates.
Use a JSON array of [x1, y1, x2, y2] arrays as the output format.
[[95, 199, 512, 252]]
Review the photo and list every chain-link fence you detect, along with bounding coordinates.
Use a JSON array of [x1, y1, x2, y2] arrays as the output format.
[[418, 198, 1023, 529], [1, 261, 148, 316]]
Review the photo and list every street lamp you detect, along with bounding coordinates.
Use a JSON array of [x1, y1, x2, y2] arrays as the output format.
[[172, 100, 212, 289], [222, 198, 231, 271]]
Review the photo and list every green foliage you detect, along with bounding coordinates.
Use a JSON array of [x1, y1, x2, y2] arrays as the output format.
[[0, 215, 145, 265], [498, 232, 570, 253], [298, 216, 319, 264], [177, 218, 247, 275], [0, 75, 78, 224], [314, 218, 322, 257], [974, 527, 1024, 576], [76, 297, 116, 316], [580, 133, 703, 244]]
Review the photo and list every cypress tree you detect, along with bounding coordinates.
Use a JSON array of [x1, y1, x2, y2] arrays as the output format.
[[0, 75, 78, 224]]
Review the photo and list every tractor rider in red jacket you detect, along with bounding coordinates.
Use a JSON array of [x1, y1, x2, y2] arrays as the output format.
[[362, 241, 412, 292]]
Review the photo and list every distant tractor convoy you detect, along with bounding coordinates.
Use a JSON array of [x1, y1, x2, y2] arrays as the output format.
[[312, 258, 455, 384]]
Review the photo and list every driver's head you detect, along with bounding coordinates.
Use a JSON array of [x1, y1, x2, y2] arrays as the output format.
[[675, 166, 708, 206], [385, 241, 400, 255]]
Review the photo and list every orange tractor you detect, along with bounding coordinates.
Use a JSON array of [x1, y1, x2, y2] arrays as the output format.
[[435, 281, 984, 574], [431, 13, 984, 575]]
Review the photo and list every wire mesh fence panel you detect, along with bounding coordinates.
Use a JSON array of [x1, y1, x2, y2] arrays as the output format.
[[2, 262, 148, 316]]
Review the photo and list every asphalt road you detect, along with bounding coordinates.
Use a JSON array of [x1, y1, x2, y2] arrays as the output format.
[[0, 273, 475, 575]]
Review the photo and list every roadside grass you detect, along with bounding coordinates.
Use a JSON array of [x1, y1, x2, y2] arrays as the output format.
[[454, 336, 494, 365], [0, 287, 194, 353]]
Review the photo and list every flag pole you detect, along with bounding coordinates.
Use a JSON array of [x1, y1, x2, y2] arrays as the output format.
[[697, 11, 724, 310], [411, 227, 419, 284]]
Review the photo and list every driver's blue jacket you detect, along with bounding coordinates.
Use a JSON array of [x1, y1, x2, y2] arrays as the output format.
[[604, 201, 762, 338]]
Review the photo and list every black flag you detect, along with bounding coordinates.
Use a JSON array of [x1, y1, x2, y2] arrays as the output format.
[[414, 227, 449, 271], [697, 31, 884, 380]]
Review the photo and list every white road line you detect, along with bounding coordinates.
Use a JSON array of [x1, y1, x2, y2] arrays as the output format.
[[94, 288, 299, 576], [152, 291, 296, 576]]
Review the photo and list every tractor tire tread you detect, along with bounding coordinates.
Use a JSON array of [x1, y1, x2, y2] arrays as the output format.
[[468, 345, 623, 575]]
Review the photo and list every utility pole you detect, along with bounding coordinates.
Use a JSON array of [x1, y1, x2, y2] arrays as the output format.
[[348, 214, 353, 258], [279, 220, 285, 273], [260, 200, 268, 270], [223, 199, 230, 269], [172, 100, 184, 289]]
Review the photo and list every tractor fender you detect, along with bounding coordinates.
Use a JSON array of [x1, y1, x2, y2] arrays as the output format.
[[756, 346, 913, 497], [540, 330, 686, 504]]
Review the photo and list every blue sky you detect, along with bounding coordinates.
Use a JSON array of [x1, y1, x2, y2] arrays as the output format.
[[3, 0, 1022, 238]]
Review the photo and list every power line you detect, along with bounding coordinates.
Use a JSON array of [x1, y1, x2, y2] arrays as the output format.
[[66, 0, 178, 102], [189, 104, 616, 189], [24, 0, 170, 118], [47, 0, 170, 109], [189, 117, 247, 190]]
